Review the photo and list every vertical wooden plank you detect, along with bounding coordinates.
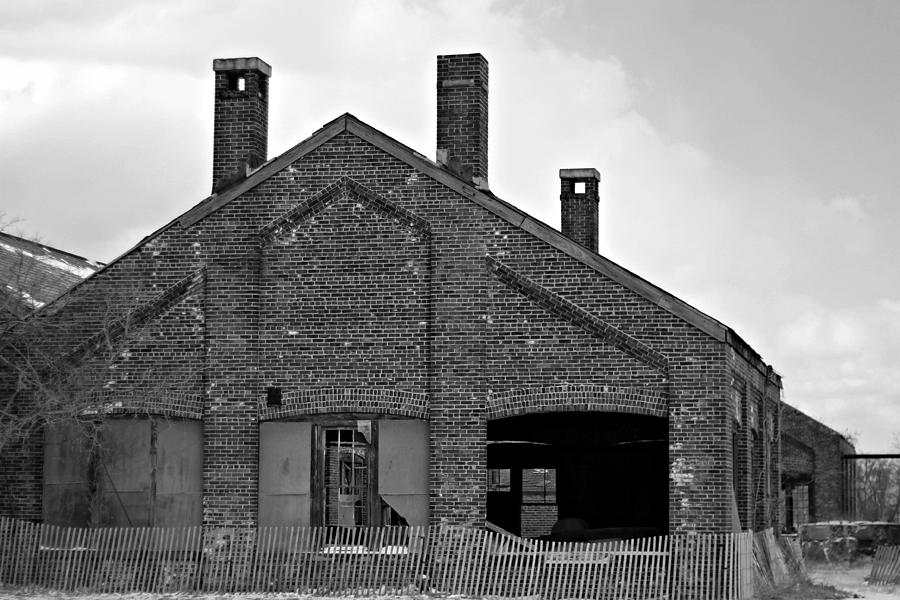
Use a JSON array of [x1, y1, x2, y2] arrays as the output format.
[[1, 518, 10, 582], [80, 527, 97, 591], [283, 526, 296, 593], [300, 526, 314, 593], [98, 526, 116, 593], [107, 526, 124, 595], [307, 526, 322, 594], [475, 529, 491, 597]]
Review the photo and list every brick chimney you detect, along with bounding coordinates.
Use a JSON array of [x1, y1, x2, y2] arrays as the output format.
[[560, 168, 601, 252], [212, 57, 272, 193], [436, 53, 488, 189]]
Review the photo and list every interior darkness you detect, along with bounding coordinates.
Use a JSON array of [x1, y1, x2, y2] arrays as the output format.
[[487, 412, 668, 536]]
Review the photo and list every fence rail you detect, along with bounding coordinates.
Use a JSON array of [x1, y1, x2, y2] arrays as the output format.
[[870, 545, 900, 585], [1, 517, 773, 598]]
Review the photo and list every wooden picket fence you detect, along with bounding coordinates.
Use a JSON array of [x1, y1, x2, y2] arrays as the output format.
[[0, 516, 768, 598], [869, 545, 900, 585]]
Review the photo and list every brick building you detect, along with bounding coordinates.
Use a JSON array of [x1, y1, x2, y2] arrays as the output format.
[[781, 403, 855, 531], [0, 54, 783, 536]]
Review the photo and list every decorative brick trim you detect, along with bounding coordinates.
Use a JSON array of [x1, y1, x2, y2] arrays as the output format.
[[487, 385, 668, 420], [78, 390, 204, 420], [258, 176, 431, 243], [486, 257, 669, 374], [68, 269, 205, 363], [259, 387, 429, 421]]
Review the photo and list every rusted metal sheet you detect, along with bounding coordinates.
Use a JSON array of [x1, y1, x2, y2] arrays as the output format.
[[155, 420, 202, 526], [378, 419, 428, 525], [258, 421, 311, 526], [43, 417, 203, 527], [97, 418, 151, 526], [42, 422, 92, 526]]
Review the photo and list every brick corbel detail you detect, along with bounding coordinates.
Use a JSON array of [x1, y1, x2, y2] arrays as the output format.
[[486, 257, 669, 374], [487, 385, 667, 420], [259, 387, 429, 421], [258, 176, 431, 243]]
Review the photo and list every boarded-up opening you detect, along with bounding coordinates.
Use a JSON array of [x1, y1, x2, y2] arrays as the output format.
[[487, 412, 667, 539], [378, 419, 428, 526], [42, 417, 202, 527], [259, 418, 428, 527], [259, 421, 312, 527]]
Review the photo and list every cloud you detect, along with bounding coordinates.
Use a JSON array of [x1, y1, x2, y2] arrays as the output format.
[[775, 296, 900, 451]]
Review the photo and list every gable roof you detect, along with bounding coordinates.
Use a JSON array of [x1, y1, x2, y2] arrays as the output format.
[[72, 113, 776, 378], [181, 115, 732, 331], [0, 231, 102, 315]]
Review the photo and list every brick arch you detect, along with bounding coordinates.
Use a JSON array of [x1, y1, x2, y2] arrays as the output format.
[[486, 385, 667, 421], [79, 391, 204, 420], [259, 387, 429, 421]]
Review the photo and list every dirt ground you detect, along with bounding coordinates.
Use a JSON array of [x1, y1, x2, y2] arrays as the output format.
[[0, 563, 897, 600], [806, 560, 900, 600]]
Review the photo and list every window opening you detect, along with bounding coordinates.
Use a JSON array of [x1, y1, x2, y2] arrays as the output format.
[[574, 181, 586, 194], [522, 468, 556, 504], [323, 427, 371, 526], [228, 73, 246, 92], [488, 468, 511, 492]]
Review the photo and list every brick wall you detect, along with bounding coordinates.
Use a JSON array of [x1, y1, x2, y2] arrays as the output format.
[[521, 504, 558, 538]]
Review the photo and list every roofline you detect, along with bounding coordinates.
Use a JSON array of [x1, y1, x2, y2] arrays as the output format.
[[179, 114, 729, 339], [0, 231, 105, 268], [54, 113, 777, 378]]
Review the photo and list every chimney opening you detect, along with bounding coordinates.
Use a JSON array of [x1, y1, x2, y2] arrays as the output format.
[[574, 181, 586, 194], [228, 73, 246, 92]]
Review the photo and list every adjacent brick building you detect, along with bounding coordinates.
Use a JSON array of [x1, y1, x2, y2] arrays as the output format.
[[781, 403, 855, 531], [0, 54, 783, 536]]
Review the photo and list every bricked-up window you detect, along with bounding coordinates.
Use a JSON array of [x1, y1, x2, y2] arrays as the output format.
[[749, 400, 760, 433], [731, 388, 742, 424], [323, 427, 373, 527], [522, 468, 556, 504]]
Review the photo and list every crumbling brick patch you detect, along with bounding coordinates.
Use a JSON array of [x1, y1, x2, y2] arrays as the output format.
[[78, 390, 204, 420]]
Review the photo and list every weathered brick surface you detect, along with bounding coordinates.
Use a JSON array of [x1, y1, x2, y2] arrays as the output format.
[[212, 61, 269, 191], [560, 171, 600, 252], [0, 55, 784, 534], [437, 54, 488, 185]]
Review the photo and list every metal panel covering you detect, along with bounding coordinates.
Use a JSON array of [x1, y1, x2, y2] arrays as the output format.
[[155, 420, 202, 526], [42, 417, 202, 527], [42, 422, 93, 526], [259, 421, 312, 526], [97, 419, 151, 526], [378, 419, 429, 525]]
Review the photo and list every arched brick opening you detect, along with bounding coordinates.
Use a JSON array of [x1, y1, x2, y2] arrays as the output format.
[[486, 385, 667, 421], [486, 386, 668, 540]]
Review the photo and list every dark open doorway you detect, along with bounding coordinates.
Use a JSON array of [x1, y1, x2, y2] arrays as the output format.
[[487, 412, 668, 539]]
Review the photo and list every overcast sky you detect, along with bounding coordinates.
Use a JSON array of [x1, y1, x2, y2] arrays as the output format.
[[1, 1, 898, 451]]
